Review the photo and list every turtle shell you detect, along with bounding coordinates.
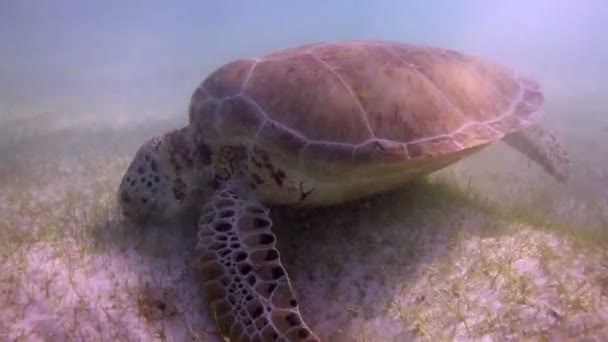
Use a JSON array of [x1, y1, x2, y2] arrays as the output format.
[[188, 40, 543, 165]]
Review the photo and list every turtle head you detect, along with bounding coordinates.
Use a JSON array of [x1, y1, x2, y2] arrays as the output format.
[[118, 128, 210, 224], [118, 136, 175, 223]]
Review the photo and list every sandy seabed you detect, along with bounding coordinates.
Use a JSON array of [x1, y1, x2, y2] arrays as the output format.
[[1, 97, 607, 341]]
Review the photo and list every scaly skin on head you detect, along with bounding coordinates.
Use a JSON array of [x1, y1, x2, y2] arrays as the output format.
[[117, 127, 214, 223]]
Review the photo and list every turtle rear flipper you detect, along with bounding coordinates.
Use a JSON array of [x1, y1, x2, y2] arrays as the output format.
[[196, 178, 318, 342], [503, 124, 570, 182]]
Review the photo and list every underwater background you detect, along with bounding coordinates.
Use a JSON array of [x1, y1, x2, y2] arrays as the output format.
[[1, 1, 607, 341]]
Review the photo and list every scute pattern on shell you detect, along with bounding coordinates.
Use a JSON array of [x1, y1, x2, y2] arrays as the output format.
[[189, 40, 544, 162]]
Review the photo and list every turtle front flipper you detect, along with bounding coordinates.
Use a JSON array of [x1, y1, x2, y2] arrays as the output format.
[[503, 124, 570, 182], [196, 178, 319, 342]]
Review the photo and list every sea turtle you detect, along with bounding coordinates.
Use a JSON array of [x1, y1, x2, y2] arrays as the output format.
[[117, 40, 569, 341]]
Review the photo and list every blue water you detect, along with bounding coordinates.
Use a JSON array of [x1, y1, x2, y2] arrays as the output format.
[[1, 1, 606, 100]]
